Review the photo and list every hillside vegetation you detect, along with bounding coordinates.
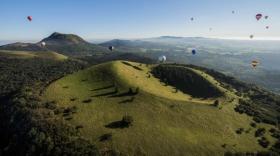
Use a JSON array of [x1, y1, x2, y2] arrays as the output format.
[[0, 54, 98, 155], [43, 61, 279, 155], [0, 50, 68, 60]]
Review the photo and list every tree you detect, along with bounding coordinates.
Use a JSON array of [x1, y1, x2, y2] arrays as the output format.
[[213, 100, 219, 107], [122, 115, 134, 127]]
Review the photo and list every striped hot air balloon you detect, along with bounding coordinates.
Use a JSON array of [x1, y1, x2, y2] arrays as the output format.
[[251, 60, 259, 68]]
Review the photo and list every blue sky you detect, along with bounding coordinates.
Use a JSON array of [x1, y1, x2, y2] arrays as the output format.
[[1, 0, 280, 40]]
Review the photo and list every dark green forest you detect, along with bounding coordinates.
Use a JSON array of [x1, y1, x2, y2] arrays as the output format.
[[0, 57, 101, 155]]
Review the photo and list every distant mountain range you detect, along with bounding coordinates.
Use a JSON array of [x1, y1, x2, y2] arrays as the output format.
[[101, 36, 280, 53], [0, 32, 110, 56], [2, 34, 280, 57]]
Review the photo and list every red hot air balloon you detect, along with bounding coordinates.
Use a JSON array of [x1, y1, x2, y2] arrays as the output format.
[[27, 16, 32, 21], [256, 14, 262, 21]]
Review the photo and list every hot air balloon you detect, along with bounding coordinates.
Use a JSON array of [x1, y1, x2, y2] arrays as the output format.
[[266, 26, 269, 29], [232, 10, 235, 14], [192, 49, 196, 55], [190, 17, 194, 21], [41, 42, 46, 47], [209, 28, 212, 31], [251, 60, 259, 68], [256, 14, 262, 21], [250, 35, 254, 39], [27, 16, 32, 21], [264, 15, 269, 19], [158, 55, 166, 63], [108, 46, 114, 51]]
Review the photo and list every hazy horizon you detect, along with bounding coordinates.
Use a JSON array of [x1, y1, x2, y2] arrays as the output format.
[[1, 0, 280, 40], [2, 35, 280, 46]]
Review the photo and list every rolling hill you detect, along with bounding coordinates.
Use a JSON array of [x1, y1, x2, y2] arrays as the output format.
[[43, 60, 279, 155], [0, 32, 110, 56], [0, 50, 68, 60]]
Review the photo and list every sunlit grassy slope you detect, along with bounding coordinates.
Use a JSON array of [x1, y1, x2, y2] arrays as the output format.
[[0, 50, 68, 60], [43, 61, 276, 156]]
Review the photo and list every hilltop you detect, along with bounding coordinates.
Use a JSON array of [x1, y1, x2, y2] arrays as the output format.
[[43, 60, 279, 155], [41, 32, 87, 45], [0, 50, 68, 60], [0, 32, 110, 56]]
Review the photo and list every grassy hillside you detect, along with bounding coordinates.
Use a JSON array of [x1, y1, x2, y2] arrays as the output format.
[[0, 50, 68, 60], [43, 61, 278, 155]]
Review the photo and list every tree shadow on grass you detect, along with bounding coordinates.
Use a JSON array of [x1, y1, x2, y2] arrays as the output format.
[[118, 97, 135, 104], [105, 121, 129, 129], [90, 85, 115, 91], [110, 88, 138, 98], [122, 61, 143, 71], [82, 99, 92, 103], [110, 92, 135, 98], [81, 79, 88, 82], [99, 133, 112, 142], [91, 90, 118, 97]]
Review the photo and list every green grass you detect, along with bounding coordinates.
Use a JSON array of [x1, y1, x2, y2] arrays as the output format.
[[0, 50, 68, 60], [43, 60, 277, 155]]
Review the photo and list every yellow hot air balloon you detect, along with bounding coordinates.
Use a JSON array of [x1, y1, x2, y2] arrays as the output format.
[[251, 60, 259, 68]]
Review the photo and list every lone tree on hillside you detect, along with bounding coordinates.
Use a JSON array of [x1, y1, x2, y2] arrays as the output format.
[[135, 87, 139, 94], [128, 88, 133, 94], [122, 115, 134, 127], [213, 100, 219, 107], [114, 87, 118, 93]]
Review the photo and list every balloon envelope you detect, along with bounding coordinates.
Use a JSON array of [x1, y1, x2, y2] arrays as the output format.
[[158, 55, 166, 62], [265, 16, 269, 19], [108, 46, 114, 51], [192, 49, 196, 55], [251, 60, 259, 68], [256, 14, 262, 20], [27, 16, 32, 21], [41, 42, 46, 47]]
